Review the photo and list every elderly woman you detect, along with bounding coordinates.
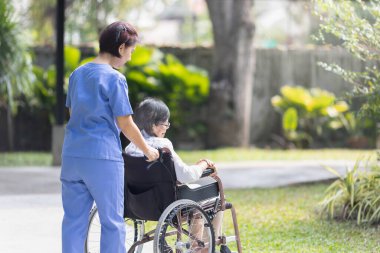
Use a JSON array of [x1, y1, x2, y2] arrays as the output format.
[[125, 97, 216, 183], [125, 97, 224, 251]]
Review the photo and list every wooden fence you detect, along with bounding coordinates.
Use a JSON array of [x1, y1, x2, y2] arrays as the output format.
[[161, 46, 364, 143]]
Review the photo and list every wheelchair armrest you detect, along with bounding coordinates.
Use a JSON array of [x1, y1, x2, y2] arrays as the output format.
[[201, 168, 215, 178]]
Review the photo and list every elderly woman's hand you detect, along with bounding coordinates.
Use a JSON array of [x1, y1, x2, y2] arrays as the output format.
[[197, 159, 215, 169], [198, 159, 218, 177]]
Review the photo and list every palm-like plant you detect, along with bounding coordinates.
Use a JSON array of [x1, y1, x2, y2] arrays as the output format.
[[320, 159, 380, 225], [271, 85, 349, 148], [0, 0, 34, 149]]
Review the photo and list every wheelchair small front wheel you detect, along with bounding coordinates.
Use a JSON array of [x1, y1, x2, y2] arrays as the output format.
[[85, 206, 144, 253], [153, 199, 215, 253]]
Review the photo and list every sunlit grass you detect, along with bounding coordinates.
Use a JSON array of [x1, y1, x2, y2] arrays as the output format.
[[178, 148, 377, 164], [132, 184, 380, 252], [222, 184, 380, 252], [0, 152, 52, 166], [0, 149, 376, 167]]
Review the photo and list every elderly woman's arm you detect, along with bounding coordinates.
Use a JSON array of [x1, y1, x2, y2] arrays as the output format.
[[159, 138, 212, 183]]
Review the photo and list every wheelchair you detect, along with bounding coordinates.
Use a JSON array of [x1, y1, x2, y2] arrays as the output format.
[[85, 148, 242, 253]]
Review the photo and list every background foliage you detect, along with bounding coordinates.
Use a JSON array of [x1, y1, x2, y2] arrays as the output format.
[[271, 85, 375, 148], [313, 0, 380, 121], [123, 46, 209, 144], [320, 160, 380, 225], [0, 0, 34, 113], [0, 0, 35, 150], [28, 46, 93, 123], [27, 0, 143, 45], [27, 45, 209, 145]]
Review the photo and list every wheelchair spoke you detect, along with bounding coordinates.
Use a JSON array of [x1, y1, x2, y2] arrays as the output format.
[[154, 200, 215, 253], [85, 207, 144, 253]]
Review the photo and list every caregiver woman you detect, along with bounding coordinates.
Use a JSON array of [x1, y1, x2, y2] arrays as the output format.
[[60, 21, 159, 253]]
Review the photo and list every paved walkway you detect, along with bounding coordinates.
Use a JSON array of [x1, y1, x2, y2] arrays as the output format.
[[0, 160, 359, 253]]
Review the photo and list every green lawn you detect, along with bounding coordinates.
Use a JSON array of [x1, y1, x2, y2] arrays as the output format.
[[0, 149, 376, 166], [0, 152, 52, 166], [178, 148, 377, 164], [139, 183, 380, 252], [223, 184, 380, 252]]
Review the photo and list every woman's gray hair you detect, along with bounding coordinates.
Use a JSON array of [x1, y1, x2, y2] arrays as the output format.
[[133, 98, 170, 136]]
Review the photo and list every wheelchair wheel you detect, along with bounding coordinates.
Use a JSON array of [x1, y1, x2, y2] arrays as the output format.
[[153, 199, 215, 253], [85, 207, 144, 253]]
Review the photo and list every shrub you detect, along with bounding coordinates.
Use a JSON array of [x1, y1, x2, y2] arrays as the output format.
[[271, 85, 349, 148], [0, 0, 34, 112], [28, 45, 210, 146], [313, 0, 380, 121], [28, 46, 94, 123], [123, 46, 210, 145], [319, 159, 380, 225]]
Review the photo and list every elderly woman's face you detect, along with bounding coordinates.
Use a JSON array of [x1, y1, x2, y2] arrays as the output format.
[[152, 120, 170, 138]]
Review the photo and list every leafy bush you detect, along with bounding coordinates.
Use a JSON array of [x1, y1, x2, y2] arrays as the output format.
[[319, 159, 380, 225], [0, 0, 34, 112], [271, 85, 350, 148], [123, 46, 210, 144], [340, 111, 376, 148], [28, 45, 209, 145], [28, 46, 94, 123]]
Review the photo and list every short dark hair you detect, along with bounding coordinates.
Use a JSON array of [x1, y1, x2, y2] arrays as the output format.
[[99, 21, 139, 58], [134, 98, 170, 136]]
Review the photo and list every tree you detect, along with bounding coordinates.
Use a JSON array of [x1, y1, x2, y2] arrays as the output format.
[[205, 0, 255, 147], [28, 0, 257, 148], [0, 0, 34, 150], [27, 0, 143, 45], [313, 0, 380, 122]]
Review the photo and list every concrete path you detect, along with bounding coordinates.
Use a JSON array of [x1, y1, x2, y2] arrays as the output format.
[[0, 160, 360, 253]]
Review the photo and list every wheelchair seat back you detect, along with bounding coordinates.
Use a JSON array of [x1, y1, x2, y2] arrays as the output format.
[[123, 152, 177, 221]]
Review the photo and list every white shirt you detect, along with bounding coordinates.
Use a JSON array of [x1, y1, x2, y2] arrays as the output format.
[[125, 131, 204, 183]]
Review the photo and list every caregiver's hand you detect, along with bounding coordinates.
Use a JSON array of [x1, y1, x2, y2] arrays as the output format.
[[144, 146, 159, 162]]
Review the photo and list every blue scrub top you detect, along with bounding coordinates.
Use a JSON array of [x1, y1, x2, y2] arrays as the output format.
[[62, 63, 133, 162]]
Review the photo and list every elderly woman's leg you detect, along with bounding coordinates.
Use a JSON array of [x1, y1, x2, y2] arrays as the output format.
[[202, 211, 223, 253], [189, 212, 205, 251], [189, 210, 224, 253], [211, 211, 224, 240]]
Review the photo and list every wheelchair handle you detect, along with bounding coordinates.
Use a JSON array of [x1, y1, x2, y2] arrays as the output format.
[[146, 148, 171, 170], [201, 167, 215, 177]]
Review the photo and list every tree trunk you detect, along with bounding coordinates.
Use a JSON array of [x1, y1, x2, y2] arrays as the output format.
[[205, 0, 255, 148]]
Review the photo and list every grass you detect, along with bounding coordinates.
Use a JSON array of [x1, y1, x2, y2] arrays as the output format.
[[138, 183, 380, 252], [0, 152, 52, 166], [178, 148, 376, 164], [223, 184, 380, 252], [0, 149, 376, 166]]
